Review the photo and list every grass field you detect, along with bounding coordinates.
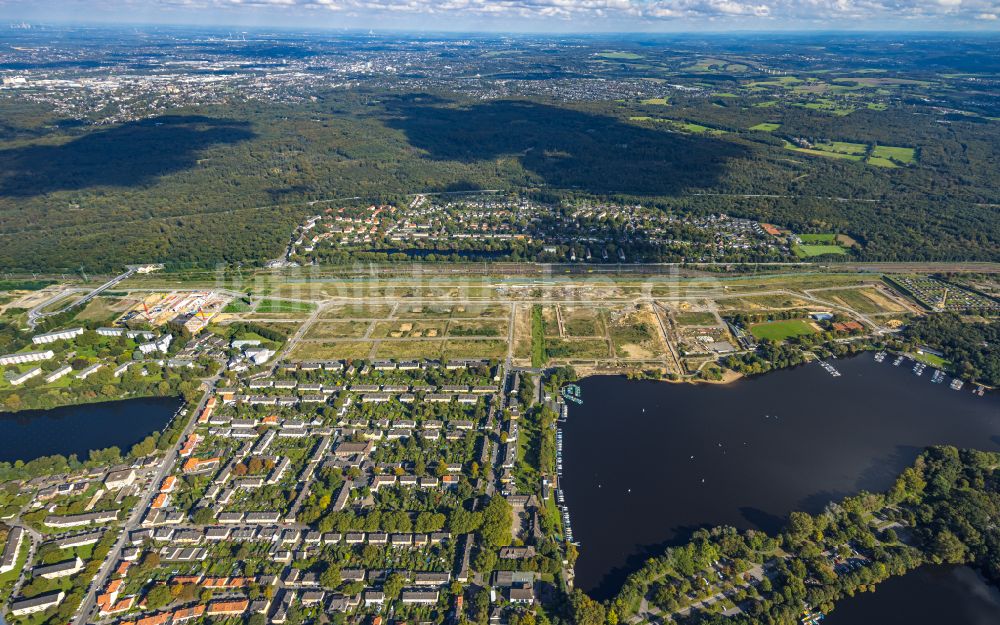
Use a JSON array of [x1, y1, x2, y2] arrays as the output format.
[[785, 142, 863, 161], [867, 157, 898, 168], [561, 306, 604, 337], [223, 299, 253, 313], [290, 340, 371, 360], [674, 311, 718, 325], [798, 233, 838, 243], [749, 319, 817, 341], [749, 122, 781, 131], [75, 296, 126, 322], [372, 320, 446, 339], [794, 244, 849, 258], [913, 351, 950, 368], [545, 338, 610, 360], [373, 340, 445, 360], [256, 299, 315, 314], [673, 121, 726, 135], [303, 321, 370, 339], [448, 320, 506, 337], [871, 145, 916, 163], [443, 339, 506, 360], [640, 97, 669, 105], [828, 288, 898, 314], [320, 304, 393, 319]]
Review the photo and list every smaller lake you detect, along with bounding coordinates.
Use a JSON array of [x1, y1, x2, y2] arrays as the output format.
[[0, 397, 182, 463], [824, 566, 1000, 625]]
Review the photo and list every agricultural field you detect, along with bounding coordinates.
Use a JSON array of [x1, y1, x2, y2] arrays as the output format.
[[749, 122, 781, 131], [748, 319, 818, 341]]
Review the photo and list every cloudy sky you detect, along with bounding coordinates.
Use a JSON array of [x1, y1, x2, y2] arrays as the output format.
[[1, 0, 998, 31]]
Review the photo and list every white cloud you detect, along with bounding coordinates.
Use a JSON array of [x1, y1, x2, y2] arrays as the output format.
[[6, 0, 1000, 25]]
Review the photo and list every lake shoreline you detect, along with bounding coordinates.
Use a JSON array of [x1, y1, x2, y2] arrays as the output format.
[[561, 353, 1000, 599], [0, 389, 178, 416], [0, 396, 184, 464]]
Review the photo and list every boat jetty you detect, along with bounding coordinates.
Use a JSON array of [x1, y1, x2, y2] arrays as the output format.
[[874, 351, 987, 398], [819, 361, 841, 377], [561, 383, 583, 405], [554, 426, 576, 544]]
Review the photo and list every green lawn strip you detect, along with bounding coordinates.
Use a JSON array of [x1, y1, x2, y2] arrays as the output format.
[[912, 351, 950, 369], [530, 305, 547, 368], [255, 299, 316, 314]]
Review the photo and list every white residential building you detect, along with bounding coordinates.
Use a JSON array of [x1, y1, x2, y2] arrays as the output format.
[[0, 350, 54, 366], [32, 327, 84, 344]]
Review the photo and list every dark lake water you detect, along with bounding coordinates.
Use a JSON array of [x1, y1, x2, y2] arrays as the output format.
[[562, 355, 1000, 599], [823, 565, 1000, 625], [0, 397, 182, 463]]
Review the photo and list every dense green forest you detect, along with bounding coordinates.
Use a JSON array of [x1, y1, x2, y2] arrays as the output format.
[[0, 87, 997, 272], [901, 313, 1000, 386]]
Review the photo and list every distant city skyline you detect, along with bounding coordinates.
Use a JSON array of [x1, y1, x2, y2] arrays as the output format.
[[1, 0, 998, 33]]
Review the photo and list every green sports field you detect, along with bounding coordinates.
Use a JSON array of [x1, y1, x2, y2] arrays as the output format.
[[749, 319, 818, 341]]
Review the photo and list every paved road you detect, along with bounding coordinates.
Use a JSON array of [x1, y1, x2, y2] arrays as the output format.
[[0, 524, 41, 622], [28, 268, 136, 329], [72, 376, 220, 625]]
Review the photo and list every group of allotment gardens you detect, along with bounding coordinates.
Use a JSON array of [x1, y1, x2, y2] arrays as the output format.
[[0, 312, 569, 625]]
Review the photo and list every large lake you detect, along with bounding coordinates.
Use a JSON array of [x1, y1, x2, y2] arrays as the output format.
[[0, 396, 182, 463], [562, 355, 1000, 599], [824, 565, 1000, 625]]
